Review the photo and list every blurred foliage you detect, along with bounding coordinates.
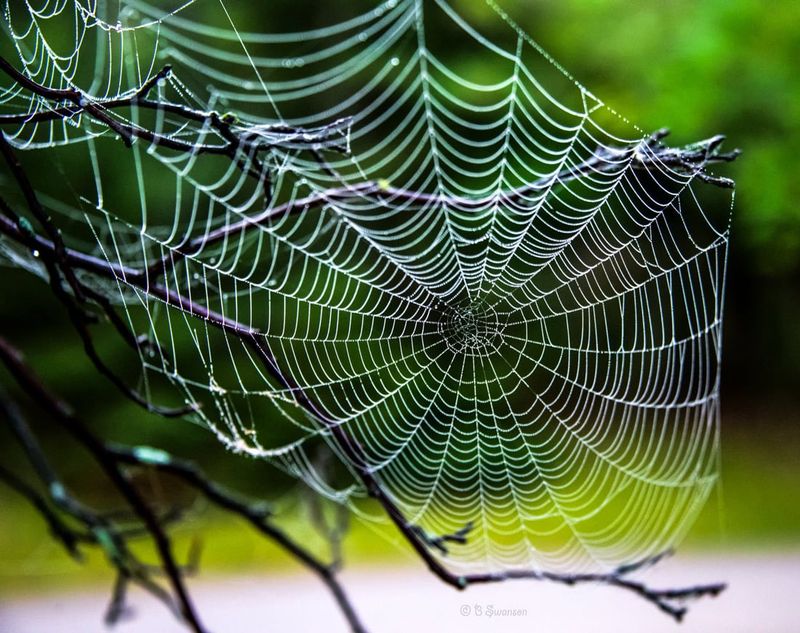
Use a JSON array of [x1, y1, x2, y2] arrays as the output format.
[[496, 0, 800, 276], [1, 0, 799, 591]]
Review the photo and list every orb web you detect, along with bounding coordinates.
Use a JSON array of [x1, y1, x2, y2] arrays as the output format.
[[0, 0, 732, 575]]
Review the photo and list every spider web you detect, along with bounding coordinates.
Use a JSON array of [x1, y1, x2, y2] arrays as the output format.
[[0, 0, 733, 575]]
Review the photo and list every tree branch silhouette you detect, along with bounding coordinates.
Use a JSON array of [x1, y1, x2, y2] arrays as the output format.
[[0, 338, 367, 633], [0, 56, 737, 629]]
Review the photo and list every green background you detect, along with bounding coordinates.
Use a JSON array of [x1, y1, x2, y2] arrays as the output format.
[[1, 0, 798, 594]]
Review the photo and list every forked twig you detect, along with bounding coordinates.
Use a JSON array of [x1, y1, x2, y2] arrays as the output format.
[[0, 337, 367, 633]]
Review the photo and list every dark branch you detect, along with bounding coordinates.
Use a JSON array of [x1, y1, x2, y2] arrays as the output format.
[[0, 337, 367, 633], [109, 443, 366, 633], [0, 338, 208, 632], [0, 56, 351, 202], [0, 55, 739, 628], [452, 550, 725, 622], [410, 522, 474, 556], [0, 141, 731, 622]]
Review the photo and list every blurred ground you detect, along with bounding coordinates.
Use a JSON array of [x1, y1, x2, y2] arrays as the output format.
[[1, 551, 798, 633], [0, 404, 798, 632]]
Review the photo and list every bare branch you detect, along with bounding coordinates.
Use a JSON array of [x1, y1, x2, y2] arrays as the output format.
[[453, 550, 725, 622], [0, 338, 368, 633], [0, 56, 351, 202], [0, 337, 209, 633], [0, 54, 739, 628]]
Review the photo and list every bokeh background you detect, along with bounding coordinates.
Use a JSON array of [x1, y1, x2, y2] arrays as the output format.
[[1, 0, 798, 628]]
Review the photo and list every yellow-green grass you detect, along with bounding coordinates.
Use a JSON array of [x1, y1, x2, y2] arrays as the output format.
[[1, 415, 798, 597]]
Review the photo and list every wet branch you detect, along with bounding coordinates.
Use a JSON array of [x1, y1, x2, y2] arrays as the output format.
[[0, 56, 351, 201], [0, 337, 367, 633], [0, 342, 205, 631], [0, 56, 739, 629]]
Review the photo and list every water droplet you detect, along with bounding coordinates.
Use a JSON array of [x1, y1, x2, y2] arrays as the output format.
[[243, 81, 255, 90], [31, 249, 40, 258], [387, 0, 397, 8], [358, 32, 368, 42], [295, 58, 305, 67], [390, 57, 400, 67]]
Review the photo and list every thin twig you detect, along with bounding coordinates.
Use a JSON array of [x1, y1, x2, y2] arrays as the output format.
[[0, 337, 209, 633], [0, 56, 351, 202], [0, 339, 367, 632], [109, 443, 367, 633]]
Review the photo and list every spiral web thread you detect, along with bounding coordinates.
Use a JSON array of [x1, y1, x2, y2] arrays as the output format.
[[0, 0, 733, 575]]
